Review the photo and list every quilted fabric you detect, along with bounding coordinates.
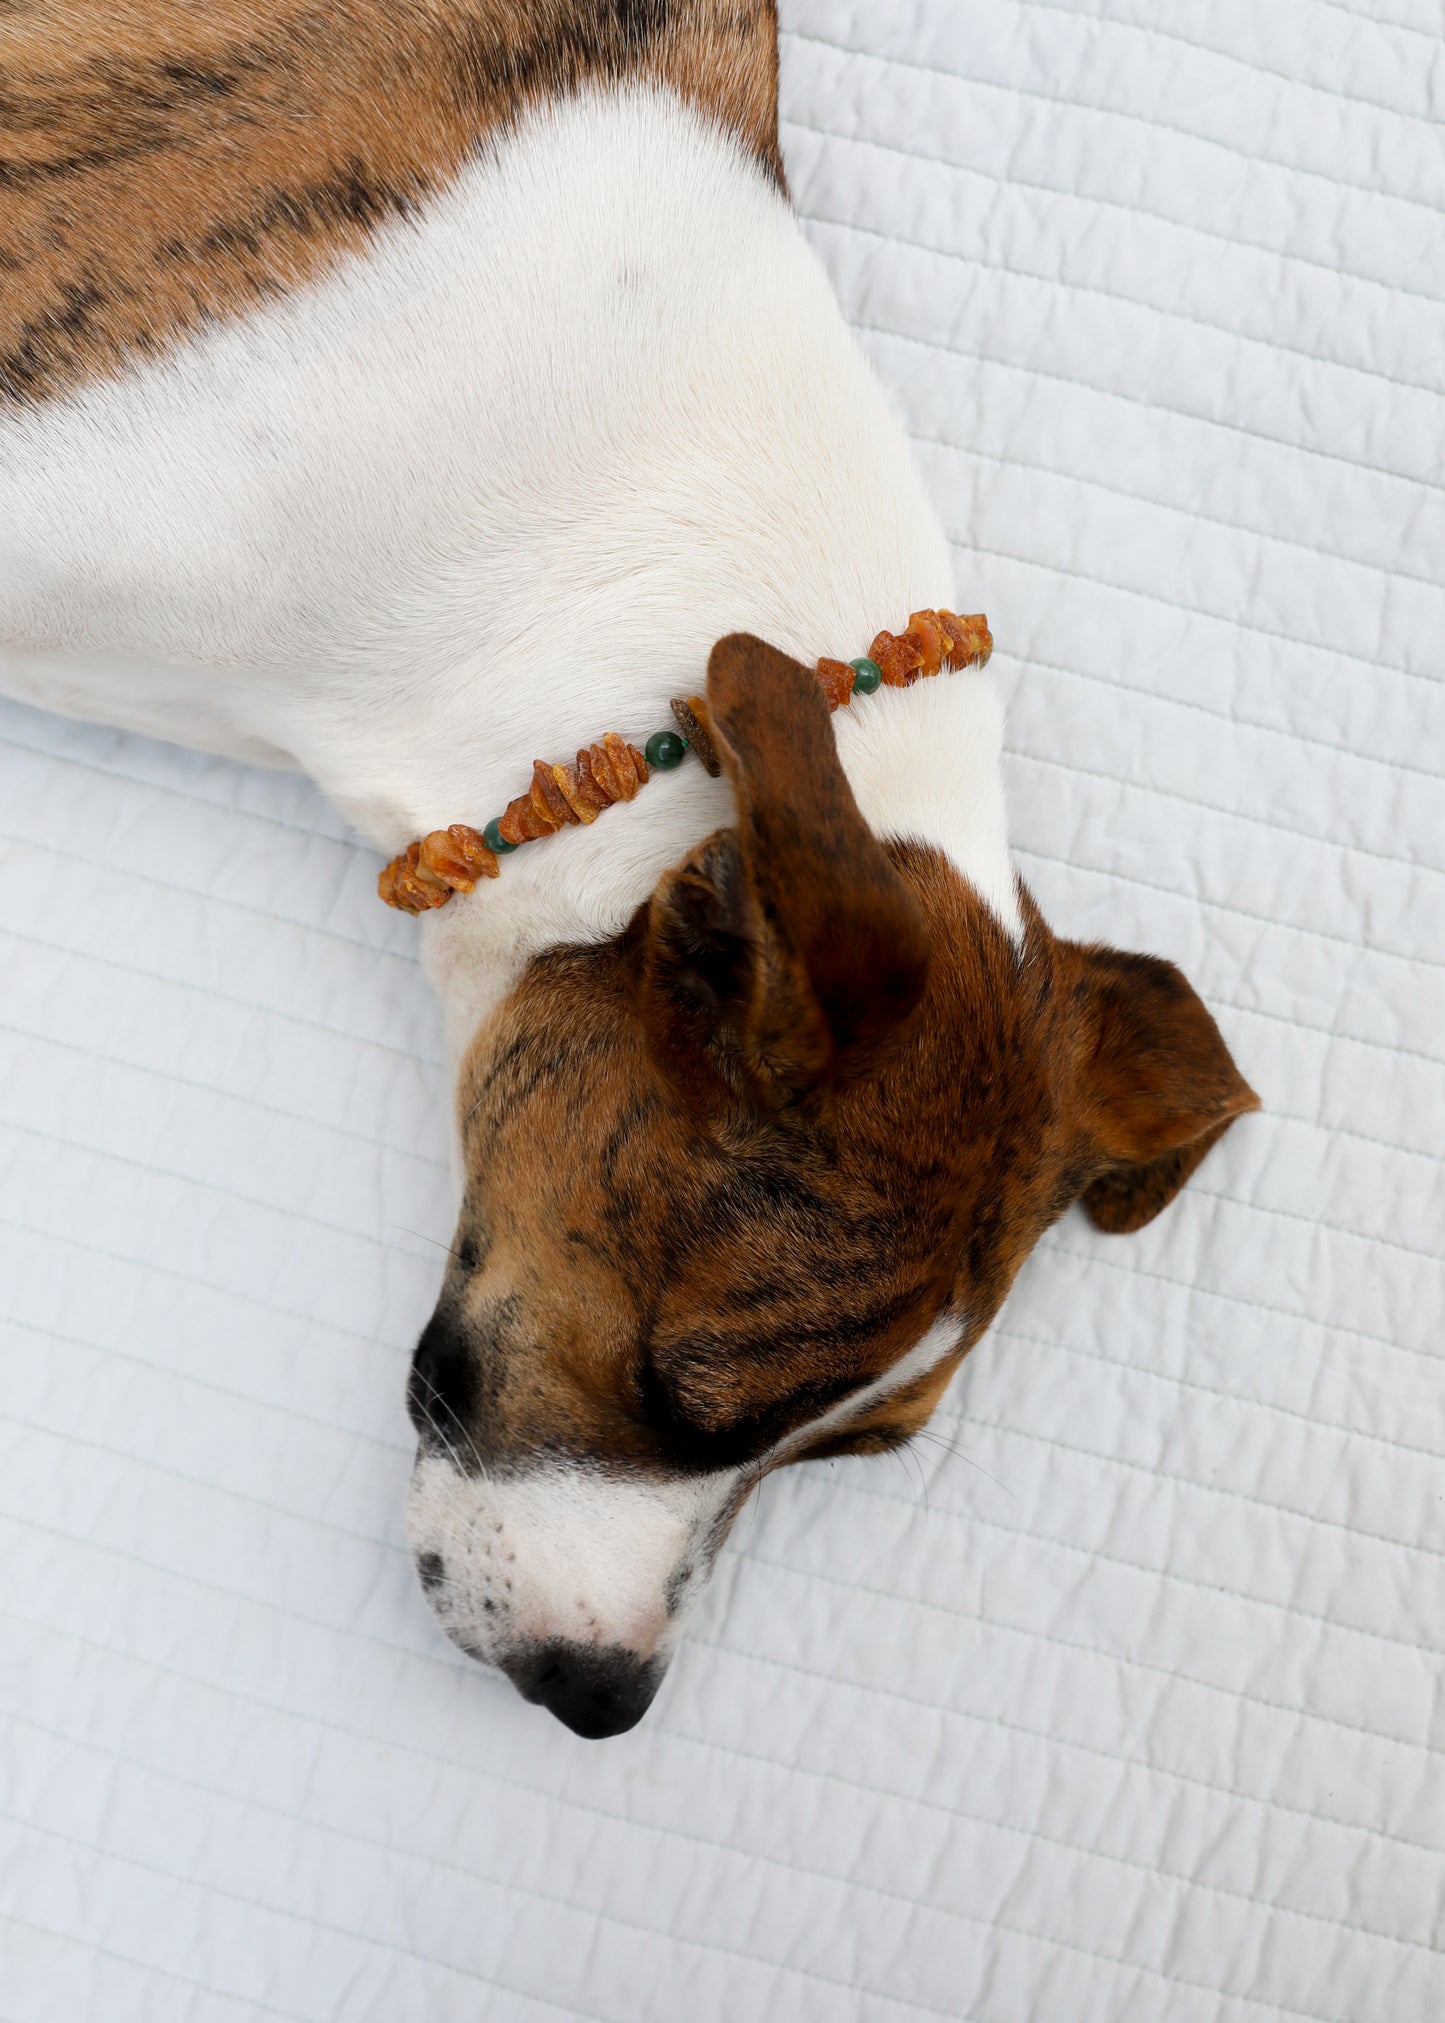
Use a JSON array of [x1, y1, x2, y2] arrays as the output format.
[[2, 3, 1442, 2017]]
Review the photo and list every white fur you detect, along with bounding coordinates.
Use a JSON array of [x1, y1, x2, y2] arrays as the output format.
[[1, 86, 1006, 1668], [0, 85, 1018, 1068], [404, 1312, 964, 1670], [405, 1452, 736, 1666]]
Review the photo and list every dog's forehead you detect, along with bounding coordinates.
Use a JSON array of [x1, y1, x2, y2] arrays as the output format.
[[460, 974, 960, 1300], [456, 859, 1063, 1272]]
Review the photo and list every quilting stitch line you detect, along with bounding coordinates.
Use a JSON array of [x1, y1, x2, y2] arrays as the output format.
[[10, 1559, 1443, 1834], [982, 1320, 1445, 1469], [0, 1912, 302, 2023], [781, 107, 1445, 318], [0, 1823, 617, 2023], [0, 833, 421, 965], [680, 1630, 1445, 1878], [1012, 0, 1445, 131], [1009, 833, 1443, 973], [1041, 1232, 1442, 1367], [791, 131, 1445, 503], [11, 1395, 1441, 1718], [18, 1603, 1445, 1912], [737, 1526, 1442, 1707], [0, 922, 444, 1066], [3, 1312, 410, 1456], [965, 523, 1441, 686], [0, 1765, 1016, 2023], [920, 1406, 1445, 1568], [15, 1353, 1445, 1625], [0, 1208, 414, 1356], [783, 25, 1445, 219], [0, 1664, 1360, 2022], [803, 204, 1445, 408], [0, 731, 362, 851], [1244, 0, 1443, 45], [0, 1115, 426, 1251], [1187, 1179, 1439, 1265], [1004, 732, 1440, 879], [9, 1697, 1420, 2012], [1002, 643, 1445, 789], [0, 1014, 447, 1170]]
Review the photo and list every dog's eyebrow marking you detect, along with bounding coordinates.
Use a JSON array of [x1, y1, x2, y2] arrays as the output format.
[[466, 1027, 614, 1141], [637, 1275, 941, 1464], [598, 1093, 663, 1189], [661, 1282, 932, 1370]]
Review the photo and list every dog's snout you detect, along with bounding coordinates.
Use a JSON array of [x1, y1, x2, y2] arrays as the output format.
[[407, 1312, 477, 1450], [504, 1641, 664, 1740]]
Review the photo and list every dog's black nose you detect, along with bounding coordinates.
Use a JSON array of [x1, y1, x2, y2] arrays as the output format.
[[504, 1642, 663, 1739]]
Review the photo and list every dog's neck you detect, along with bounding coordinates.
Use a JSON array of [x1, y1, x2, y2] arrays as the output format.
[[386, 88, 1018, 1058], [420, 658, 1019, 1070], [0, 87, 1017, 1060]]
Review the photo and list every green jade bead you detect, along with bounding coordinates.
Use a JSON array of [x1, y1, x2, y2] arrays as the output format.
[[482, 818, 518, 855], [849, 657, 883, 695], [644, 730, 689, 770]]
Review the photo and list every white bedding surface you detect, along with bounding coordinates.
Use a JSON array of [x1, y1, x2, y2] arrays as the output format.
[[3, 3, 1443, 2017]]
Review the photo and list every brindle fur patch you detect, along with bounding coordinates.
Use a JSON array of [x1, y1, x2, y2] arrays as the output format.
[[422, 644, 1256, 1495], [433, 853, 1256, 1484], [0, 0, 783, 403]]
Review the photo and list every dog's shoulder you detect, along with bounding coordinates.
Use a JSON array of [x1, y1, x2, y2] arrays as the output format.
[[0, 0, 783, 406]]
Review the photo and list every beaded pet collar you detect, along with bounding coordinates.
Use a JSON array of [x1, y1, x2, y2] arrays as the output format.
[[377, 608, 993, 913]]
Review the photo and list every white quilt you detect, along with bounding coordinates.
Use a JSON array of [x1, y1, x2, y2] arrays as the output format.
[[3, 3, 1443, 2018]]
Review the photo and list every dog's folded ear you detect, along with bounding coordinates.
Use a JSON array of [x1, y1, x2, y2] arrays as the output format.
[[639, 633, 930, 1120], [1065, 944, 1260, 1234]]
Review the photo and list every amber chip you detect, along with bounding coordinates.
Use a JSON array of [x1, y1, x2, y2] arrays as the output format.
[[815, 657, 857, 709], [869, 629, 925, 686]]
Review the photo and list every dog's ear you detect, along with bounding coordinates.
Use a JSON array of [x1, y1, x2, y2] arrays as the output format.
[[640, 633, 930, 1119], [1064, 944, 1259, 1234]]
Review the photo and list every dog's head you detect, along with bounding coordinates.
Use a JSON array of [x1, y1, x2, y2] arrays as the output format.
[[405, 635, 1257, 1735]]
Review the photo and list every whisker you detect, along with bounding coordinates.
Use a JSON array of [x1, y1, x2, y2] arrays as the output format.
[[393, 1226, 464, 1262], [892, 1439, 929, 1511], [739, 1444, 773, 1544], [412, 1368, 489, 1483], [908, 1428, 1018, 1503]]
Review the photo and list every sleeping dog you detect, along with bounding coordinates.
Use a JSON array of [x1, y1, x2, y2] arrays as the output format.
[[0, 3, 1256, 1736]]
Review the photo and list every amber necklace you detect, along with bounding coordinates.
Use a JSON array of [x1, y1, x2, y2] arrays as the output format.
[[378, 609, 992, 913]]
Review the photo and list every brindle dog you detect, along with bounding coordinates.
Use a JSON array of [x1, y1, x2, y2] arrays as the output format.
[[0, 4, 1257, 1736]]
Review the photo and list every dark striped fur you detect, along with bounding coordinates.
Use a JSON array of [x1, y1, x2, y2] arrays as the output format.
[[0, 0, 783, 402]]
